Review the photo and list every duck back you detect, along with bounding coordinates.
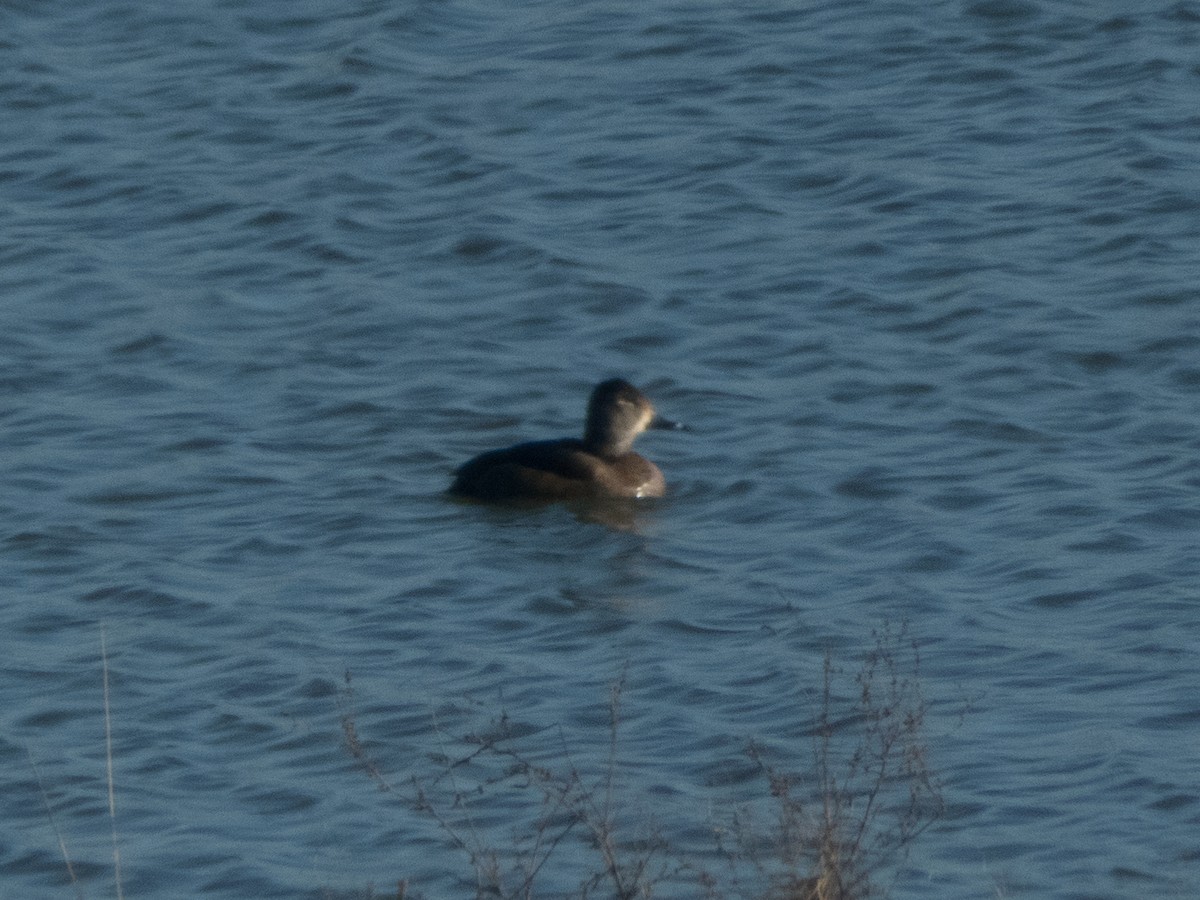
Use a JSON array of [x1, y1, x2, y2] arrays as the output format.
[[450, 439, 664, 501]]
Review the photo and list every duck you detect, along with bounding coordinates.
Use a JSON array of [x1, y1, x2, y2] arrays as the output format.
[[450, 379, 682, 502]]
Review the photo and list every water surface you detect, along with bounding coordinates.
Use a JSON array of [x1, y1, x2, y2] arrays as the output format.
[[2, 1, 1199, 897]]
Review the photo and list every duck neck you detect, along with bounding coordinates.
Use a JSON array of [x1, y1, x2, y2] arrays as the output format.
[[583, 425, 634, 458]]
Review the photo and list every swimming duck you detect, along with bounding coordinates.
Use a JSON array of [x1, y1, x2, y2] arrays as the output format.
[[450, 379, 682, 502]]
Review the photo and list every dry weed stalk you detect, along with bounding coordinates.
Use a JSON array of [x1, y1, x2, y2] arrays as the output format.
[[732, 621, 942, 900], [28, 627, 124, 899], [340, 670, 395, 793], [415, 672, 670, 899], [339, 670, 670, 898], [340, 623, 942, 899], [27, 747, 83, 900], [101, 625, 125, 900]]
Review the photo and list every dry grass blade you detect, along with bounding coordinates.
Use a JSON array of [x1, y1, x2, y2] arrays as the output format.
[[102, 624, 125, 900], [26, 747, 83, 900]]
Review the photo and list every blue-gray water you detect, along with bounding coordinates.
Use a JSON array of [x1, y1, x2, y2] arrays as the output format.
[[3, 1, 1198, 897]]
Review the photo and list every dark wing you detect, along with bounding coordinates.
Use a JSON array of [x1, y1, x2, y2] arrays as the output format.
[[450, 439, 597, 500]]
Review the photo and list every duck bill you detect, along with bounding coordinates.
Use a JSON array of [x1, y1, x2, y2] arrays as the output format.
[[649, 414, 685, 431]]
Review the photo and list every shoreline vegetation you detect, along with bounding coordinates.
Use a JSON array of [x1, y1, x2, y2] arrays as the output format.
[[33, 622, 939, 899], [337, 622, 942, 900]]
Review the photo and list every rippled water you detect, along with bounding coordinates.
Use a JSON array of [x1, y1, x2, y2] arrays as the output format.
[[3, 1, 1199, 897]]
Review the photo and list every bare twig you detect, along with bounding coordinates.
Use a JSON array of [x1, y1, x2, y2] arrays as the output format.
[[339, 671, 394, 792], [339, 628, 942, 900]]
